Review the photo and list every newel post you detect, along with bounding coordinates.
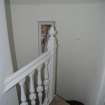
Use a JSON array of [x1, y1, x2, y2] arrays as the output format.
[[48, 26, 57, 54], [47, 26, 57, 103]]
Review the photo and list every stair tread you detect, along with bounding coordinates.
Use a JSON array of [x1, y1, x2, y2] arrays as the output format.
[[50, 95, 69, 105]]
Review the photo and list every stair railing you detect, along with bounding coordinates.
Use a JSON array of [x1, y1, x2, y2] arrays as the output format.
[[3, 26, 57, 105]]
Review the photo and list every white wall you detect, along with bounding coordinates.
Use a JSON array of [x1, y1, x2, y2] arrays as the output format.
[[96, 2, 105, 105], [0, 0, 18, 105], [10, 2, 105, 105]]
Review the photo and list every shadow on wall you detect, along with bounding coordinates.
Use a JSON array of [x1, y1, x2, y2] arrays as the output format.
[[5, 0, 17, 72]]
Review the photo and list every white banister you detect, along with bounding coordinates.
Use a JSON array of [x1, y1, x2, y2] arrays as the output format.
[[37, 66, 43, 105], [19, 79, 28, 105], [29, 72, 36, 105], [44, 61, 49, 105], [3, 26, 57, 105], [4, 51, 50, 93]]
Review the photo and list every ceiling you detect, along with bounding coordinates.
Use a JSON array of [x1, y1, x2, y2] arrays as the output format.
[[10, 0, 105, 4]]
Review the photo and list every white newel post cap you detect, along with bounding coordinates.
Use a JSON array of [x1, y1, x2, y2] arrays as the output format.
[[48, 26, 56, 36], [48, 26, 57, 52]]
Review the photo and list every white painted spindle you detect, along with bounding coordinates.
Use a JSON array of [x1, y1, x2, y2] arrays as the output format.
[[37, 66, 43, 105], [19, 79, 28, 105], [29, 72, 36, 105], [47, 26, 57, 102], [44, 61, 49, 105]]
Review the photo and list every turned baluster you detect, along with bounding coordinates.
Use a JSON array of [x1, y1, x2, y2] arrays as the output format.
[[19, 79, 28, 105], [44, 61, 49, 105], [29, 72, 36, 105], [37, 66, 43, 105]]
